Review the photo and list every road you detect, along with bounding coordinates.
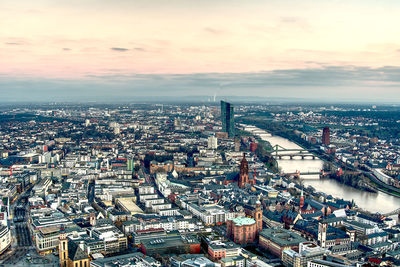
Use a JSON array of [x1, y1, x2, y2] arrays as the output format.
[[0, 190, 34, 265]]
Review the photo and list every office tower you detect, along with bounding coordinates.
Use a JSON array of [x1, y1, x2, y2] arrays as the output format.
[[322, 127, 330, 145], [250, 142, 258, 153], [174, 117, 182, 130], [220, 100, 234, 137], [87, 179, 95, 204]]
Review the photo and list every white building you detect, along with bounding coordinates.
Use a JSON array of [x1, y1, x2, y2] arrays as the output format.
[[208, 136, 218, 150]]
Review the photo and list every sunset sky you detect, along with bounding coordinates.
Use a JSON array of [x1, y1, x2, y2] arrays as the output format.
[[1, 0, 400, 102]]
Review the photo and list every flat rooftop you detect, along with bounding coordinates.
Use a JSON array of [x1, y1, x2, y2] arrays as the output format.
[[141, 235, 199, 249], [260, 228, 307, 246], [117, 198, 143, 215]]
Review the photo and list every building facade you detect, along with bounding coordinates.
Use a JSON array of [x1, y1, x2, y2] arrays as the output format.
[[0, 226, 11, 255], [322, 127, 330, 146], [227, 217, 257, 245], [221, 101, 234, 137], [259, 228, 307, 258], [238, 154, 249, 188]]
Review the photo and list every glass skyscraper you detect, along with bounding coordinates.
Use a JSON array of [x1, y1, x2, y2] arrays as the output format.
[[221, 100, 234, 137]]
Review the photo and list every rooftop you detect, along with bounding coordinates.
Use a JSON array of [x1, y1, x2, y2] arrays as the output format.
[[231, 216, 256, 226], [260, 228, 307, 246]]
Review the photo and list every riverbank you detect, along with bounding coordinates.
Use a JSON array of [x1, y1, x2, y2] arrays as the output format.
[[366, 172, 400, 198], [240, 120, 386, 193], [240, 124, 400, 214], [322, 162, 377, 193], [241, 124, 323, 176], [237, 128, 279, 173]]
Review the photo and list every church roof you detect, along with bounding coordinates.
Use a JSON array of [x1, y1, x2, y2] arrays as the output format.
[[68, 240, 88, 261]]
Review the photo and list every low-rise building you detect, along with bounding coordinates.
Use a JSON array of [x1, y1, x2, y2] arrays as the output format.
[[89, 225, 128, 255], [35, 226, 61, 254], [0, 225, 11, 255], [140, 235, 200, 257], [207, 240, 240, 261], [282, 242, 326, 267], [90, 252, 161, 267], [259, 228, 307, 258]]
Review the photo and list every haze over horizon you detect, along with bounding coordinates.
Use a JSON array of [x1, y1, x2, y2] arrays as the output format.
[[1, 0, 400, 102]]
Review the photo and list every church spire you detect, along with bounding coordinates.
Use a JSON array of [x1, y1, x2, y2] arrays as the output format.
[[238, 153, 249, 188]]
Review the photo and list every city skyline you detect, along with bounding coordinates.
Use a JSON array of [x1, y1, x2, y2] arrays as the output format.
[[2, 2, 400, 264], [1, 0, 400, 102]]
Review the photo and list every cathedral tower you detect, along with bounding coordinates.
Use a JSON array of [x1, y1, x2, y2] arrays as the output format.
[[238, 153, 249, 188], [59, 227, 68, 267]]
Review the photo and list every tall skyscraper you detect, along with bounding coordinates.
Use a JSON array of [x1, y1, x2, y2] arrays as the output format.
[[322, 127, 330, 145], [221, 100, 234, 137]]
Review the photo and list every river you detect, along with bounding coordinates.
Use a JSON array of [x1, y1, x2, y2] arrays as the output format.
[[244, 125, 400, 214]]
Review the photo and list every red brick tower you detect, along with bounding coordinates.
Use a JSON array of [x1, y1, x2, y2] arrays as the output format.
[[238, 153, 249, 188], [322, 127, 330, 145]]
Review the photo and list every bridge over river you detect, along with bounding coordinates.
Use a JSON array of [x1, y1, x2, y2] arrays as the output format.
[[284, 170, 329, 178], [245, 124, 400, 215], [383, 208, 400, 217], [269, 144, 319, 160]]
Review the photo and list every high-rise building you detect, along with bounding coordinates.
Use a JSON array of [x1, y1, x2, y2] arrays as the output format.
[[250, 142, 258, 153], [220, 101, 234, 137], [87, 179, 95, 204], [322, 127, 330, 145]]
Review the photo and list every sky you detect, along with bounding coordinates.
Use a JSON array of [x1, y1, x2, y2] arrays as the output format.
[[1, 0, 400, 102]]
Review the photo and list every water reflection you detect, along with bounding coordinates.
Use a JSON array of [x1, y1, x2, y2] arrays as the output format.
[[246, 125, 400, 214]]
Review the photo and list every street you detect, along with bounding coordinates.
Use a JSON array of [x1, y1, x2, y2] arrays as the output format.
[[0, 190, 35, 265]]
